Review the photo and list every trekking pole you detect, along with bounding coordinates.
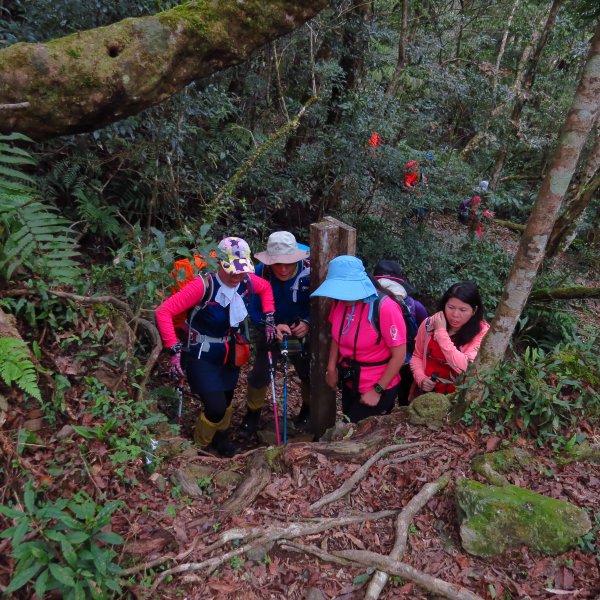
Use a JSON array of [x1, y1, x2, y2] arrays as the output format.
[[267, 349, 281, 446], [281, 334, 289, 445], [176, 378, 185, 426]]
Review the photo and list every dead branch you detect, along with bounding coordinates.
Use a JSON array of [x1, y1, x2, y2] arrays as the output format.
[[150, 510, 396, 593], [220, 452, 272, 514], [491, 218, 526, 232], [0, 102, 29, 110], [364, 472, 450, 600], [309, 444, 427, 511], [379, 448, 436, 465], [281, 542, 484, 600]]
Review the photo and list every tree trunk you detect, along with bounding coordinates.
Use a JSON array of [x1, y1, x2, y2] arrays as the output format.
[[546, 123, 600, 257], [0, 0, 328, 140], [490, 0, 562, 189], [492, 0, 521, 96], [463, 22, 600, 408], [385, 0, 409, 97]]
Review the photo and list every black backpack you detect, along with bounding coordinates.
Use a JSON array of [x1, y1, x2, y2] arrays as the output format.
[[372, 293, 418, 357]]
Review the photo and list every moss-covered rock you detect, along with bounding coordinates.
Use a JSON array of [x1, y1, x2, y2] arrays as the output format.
[[408, 392, 452, 427], [471, 448, 533, 486], [557, 442, 600, 464], [456, 479, 591, 557]]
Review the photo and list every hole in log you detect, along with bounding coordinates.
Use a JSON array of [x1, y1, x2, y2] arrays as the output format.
[[107, 45, 122, 58]]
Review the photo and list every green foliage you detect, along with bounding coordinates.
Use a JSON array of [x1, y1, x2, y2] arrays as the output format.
[[0, 482, 123, 598], [0, 133, 80, 286], [111, 223, 214, 311], [0, 337, 41, 401], [462, 336, 600, 445]]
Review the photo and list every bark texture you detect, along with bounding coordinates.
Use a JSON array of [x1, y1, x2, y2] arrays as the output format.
[[464, 22, 600, 407], [0, 0, 328, 140]]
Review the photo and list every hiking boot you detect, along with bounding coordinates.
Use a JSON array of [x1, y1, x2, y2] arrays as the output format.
[[239, 408, 261, 437], [209, 430, 239, 458]]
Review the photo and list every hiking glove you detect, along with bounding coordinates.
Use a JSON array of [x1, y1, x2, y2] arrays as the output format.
[[169, 344, 185, 380], [264, 312, 277, 344]]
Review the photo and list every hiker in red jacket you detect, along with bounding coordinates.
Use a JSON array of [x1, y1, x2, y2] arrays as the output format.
[[155, 237, 275, 456]]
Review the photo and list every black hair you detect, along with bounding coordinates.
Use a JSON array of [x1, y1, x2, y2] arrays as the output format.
[[437, 282, 484, 347]]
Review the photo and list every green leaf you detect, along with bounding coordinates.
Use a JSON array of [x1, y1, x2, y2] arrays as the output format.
[[5, 562, 42, 593], [23, 483, 36, 513], [34, 568, 50, 598], [12, 519, 30, 547], [61, 539, 78, 567], [65, 531, 90, 544], [95, 530, 124, 545], [49, 563, 76, 588], [0, 504, 24, 518]]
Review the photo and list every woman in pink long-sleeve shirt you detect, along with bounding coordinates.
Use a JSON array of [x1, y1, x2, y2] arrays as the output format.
[[155, 237, 275, 456], [410, 282, 489, 397]]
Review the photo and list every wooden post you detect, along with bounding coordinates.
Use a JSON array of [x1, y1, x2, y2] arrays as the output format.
[[309, 217, 356, 439]]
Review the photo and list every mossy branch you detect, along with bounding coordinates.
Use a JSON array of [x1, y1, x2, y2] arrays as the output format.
[[205, 96, 318, 221], [0, 1, 327, 140]]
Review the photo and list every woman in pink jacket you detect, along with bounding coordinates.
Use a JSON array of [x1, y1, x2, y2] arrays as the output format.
[[410, 282, 489, 396]]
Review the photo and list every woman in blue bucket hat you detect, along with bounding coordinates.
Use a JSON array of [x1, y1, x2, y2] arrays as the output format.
[[311, 256, 407, 422]]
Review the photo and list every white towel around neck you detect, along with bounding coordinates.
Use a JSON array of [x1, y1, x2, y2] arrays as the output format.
[[215, 274, 248, 327]]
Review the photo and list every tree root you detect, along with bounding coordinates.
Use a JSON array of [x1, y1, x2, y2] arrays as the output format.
[[309, 443, 432, 511], [281, 541, 484, 600], [364, 472, 450, 600], [150, 510, 396, 593], [220, 452, 272, 514]]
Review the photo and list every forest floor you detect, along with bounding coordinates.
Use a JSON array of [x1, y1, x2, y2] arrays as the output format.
[[1, 213, 599, 600]]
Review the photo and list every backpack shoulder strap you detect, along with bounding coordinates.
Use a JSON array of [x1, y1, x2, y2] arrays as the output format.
[[185, 273, 214, 349]]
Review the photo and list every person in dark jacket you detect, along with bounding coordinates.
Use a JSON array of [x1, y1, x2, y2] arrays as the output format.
[[242, 231, 311, 435], [372, 259, 428, 405]]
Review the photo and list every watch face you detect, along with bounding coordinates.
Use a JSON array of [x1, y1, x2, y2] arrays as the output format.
[[375, 384, 384, 393]]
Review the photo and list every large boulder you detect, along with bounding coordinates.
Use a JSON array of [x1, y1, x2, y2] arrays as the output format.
[[456, 479, 591, 557]]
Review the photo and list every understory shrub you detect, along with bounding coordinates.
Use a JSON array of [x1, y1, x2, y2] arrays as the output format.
[[461, 336, 600, 445]]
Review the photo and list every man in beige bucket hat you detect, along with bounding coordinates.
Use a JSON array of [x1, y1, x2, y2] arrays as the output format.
[[243, 231, 312, 435]]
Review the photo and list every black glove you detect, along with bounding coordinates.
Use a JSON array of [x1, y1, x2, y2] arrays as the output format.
[[264, 312, 277, 344]]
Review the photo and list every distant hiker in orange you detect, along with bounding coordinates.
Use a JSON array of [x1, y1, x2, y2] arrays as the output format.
[[403, 155, 430, 219]]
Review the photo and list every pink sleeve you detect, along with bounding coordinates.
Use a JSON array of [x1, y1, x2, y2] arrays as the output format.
[[433, 322, 489, 372], [155, 277, 207, 348], [409, 320, 428, 387], [379, 297, 406, 347], [249, 273, 275, 314]]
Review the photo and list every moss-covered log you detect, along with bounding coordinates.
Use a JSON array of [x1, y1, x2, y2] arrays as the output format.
[[529, 285, 600, 301], [0, 0, 328, 140]]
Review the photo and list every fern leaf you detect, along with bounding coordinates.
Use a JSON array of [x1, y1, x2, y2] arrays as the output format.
[[0, 338, 41, 401]]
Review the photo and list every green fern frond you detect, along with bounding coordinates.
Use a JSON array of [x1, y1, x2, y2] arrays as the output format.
[[0, 337, 41, 401], [0, 134, 81, 286]]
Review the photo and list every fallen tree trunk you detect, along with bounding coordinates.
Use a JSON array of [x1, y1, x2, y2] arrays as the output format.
[[529, 286, 600, 301], [491, 218, 526, 233], [0, 0, 328, 140]]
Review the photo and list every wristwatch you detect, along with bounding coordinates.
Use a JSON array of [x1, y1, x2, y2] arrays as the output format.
[[169, 343, 183, 356], [374, 383, 384, 394]]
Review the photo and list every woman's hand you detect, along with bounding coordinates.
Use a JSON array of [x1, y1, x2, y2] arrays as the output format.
[[420, 377, 437, 392], [360, 388, 381, 407], [290, 319, 309, 339], [276, 323, 292, 341], [430, 310, 447, 330], [325, 367, 338, 390]]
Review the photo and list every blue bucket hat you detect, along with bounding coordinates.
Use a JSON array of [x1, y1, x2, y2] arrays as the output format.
[[311, 255, 377, 301]]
